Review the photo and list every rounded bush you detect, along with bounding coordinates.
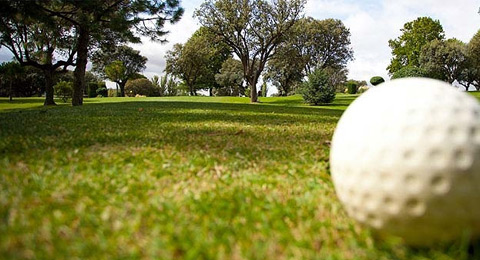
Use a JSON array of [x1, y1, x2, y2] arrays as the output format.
[[346, 80, 358, 94], [54, 81, 73, 103], [125, 78, 158, 97], [370, 76, 385, 86], [301, 69, 336, 105]]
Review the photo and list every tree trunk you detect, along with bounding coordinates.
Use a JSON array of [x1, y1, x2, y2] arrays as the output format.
[[44, 70, 56, 106], [209, 87, 213, 96], [189, 85, 194, 96], [119, 81, 126, 97], [73, 26, 90, 106], [250, 81, 258, 102]]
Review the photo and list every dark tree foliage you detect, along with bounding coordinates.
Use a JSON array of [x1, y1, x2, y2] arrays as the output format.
[[195, 0, 306, 102], [0, 65, 46, 98], [0, 0, 77, 105], [0, 61, 23, 100]]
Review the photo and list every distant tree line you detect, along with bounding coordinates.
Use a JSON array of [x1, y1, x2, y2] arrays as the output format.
[[387, 17, 480, 90], [0, 0, 184, 106]]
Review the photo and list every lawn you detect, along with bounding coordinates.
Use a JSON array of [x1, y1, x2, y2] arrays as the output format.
[[0, 94, 479, 260]]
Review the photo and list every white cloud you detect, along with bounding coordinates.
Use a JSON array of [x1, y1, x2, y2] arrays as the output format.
[[305, 0, 480, 82]]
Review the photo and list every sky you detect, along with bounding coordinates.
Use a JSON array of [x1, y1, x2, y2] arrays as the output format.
[[1, 0, 479, 90]]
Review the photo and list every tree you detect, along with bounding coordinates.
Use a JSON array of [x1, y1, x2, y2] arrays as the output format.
[[32, 0, 184, 106], [324, 67, 348, 93], [388, 17, 445, 75], [0, 1, 77, 106], [263, 43, 304, 96], [165, 43, 203, 96], [93, 45, 147, 97], [165, 27, 231, 96], [151, 75, 165, 96], [263, 17, 353, 96], [464, 30, 480, 90], [165, 27, 230, 96], [301, 69, 336, 105], [296, 18, 354, 75], [370, 76, 385, 86], [420, 38, 468, 84], [0, 66, 45, 97], [215, 58, 245, 96], [391, 66, 429, 79], [0, 61, 23, 101], [195, 0, 306, 102]]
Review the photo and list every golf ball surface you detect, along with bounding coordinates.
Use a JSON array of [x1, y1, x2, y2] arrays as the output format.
[[330, 78, 480, 245]]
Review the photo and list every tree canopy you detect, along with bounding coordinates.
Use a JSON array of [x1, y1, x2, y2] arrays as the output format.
[[165, 27, 231, 96], [195, 0, 306, 102], [93, 45, 147, 97], [296, 18, 354, 74], [0, 0, 77, 105], [215, 58, 245, 96], [420, 38, 468, 84], [465, 29, 480, 90], [387, 17, 445, 75]]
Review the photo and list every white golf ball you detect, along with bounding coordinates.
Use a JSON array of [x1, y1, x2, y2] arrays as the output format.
[[330, 78, 480, 246]]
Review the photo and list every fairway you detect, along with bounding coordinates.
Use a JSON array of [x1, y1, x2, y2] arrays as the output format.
[[1, 94, 479, 260]]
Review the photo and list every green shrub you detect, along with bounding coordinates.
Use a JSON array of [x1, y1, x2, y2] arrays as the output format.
[[87, 82, 98, 98], [345, 80, 358, 94], [391, 66, 429, 79], [125, 78, 158, 97], [96, 87, 108, 97], [301, 69, 336, 105], [370, 76, 385, 86], [54, 81, 73, 103]]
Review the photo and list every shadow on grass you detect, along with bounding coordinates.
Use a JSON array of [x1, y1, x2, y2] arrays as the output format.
[[82, 100, 346, 117], [0, 100, 342, 157]]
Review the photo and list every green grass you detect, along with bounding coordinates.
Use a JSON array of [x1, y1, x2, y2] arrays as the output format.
[[0, 94, 478, 260]]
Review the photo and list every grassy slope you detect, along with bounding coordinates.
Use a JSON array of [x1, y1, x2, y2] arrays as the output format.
[[0, 94, 478, 260]]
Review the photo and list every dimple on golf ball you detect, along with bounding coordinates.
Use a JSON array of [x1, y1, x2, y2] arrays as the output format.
[[330, 78, 480, 246]]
